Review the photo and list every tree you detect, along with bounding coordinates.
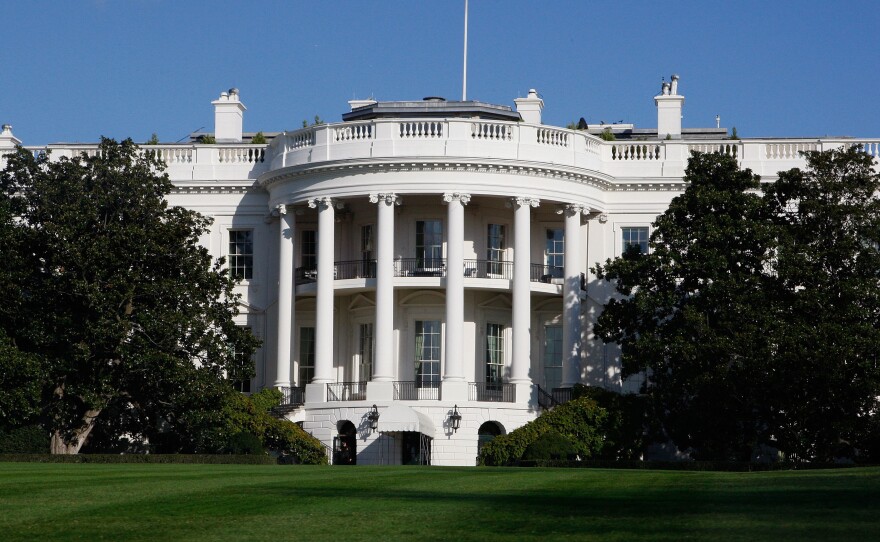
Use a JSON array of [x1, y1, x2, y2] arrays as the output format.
[[594, 152, 779, 461], [594, 148, 880, 462], [0, 139, 259, 454]]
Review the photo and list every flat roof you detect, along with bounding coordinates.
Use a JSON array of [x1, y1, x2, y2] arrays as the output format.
[[342, 99, 522, 122]]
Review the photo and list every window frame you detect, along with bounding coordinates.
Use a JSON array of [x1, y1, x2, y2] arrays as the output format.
[[227, 229, 254, 281]]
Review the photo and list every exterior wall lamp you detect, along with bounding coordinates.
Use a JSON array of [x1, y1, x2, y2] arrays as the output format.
[[449, 405, 462, 433], [367, 405, 380, 432]]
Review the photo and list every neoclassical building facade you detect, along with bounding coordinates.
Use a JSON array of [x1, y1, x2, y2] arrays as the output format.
[[2, 79, 877, 465]]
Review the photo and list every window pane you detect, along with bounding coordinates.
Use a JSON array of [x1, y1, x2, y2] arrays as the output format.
[[415, 320, 441, 388], [299, 327, 315, 385], [622, 227, 649, 254], [546, 228, 564, 270], [359, 323, 374, 381], [544, 325, 563, 390], [302, 231, 317, 269], [228, 230, 253, 280], [416, 220, 443, 268], [487, 224, 505, 274], [486, 323, 504, 386]]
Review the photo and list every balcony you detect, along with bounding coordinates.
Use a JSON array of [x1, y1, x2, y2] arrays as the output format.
[[468, 382, 516, 403], [463, 259, 513, 280], [395, 258, 446, 278], [393, 381, 440, 400], [327, 381, 367, 401], [530, 264, 564, 284]]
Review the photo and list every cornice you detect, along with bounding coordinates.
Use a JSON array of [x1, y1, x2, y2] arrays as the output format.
[[170, 182, 265, 195]]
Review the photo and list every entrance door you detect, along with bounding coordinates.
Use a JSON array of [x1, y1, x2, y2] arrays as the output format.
[[401, 432, 431, 465], [333, 421, 357, 465]]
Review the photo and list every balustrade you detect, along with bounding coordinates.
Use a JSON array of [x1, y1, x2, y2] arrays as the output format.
[[394, 258, 446, 277], [399, 121, 443, 138], [530, 263, 564, 283], [537, 127, 569, 147], [469, 382, 515, 403], [334, 123, 373, 142], [610, 143, 662, 161], [471, 121, 513, 141], [688, 142, 740, 158], [764, 141, 817, 159], [463, 259, 513, 280], [326, 381, 367, 401], [394, 381, 440, 400]]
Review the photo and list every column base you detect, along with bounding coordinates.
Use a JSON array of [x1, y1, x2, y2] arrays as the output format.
[[305, 383, 327, 404], [366, 380, 394, 402], [441, 380, 468, 403]]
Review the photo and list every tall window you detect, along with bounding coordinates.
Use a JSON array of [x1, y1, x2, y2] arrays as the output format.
[[416, 220, 443, 269], [487, 224, 505, 275], [228, 230, 253, 280], [485, 323, 504, 388], [358, 323, 374, 382], [543, 325, 563, 390], [546, 228, 564, 275], [361, 224, 375, 277], [302, 230, 317, 270], [622, 226, 649, 254], [299, 327, 315, 386], [414, 320, 441, 389], [230, 327, 252, 393]]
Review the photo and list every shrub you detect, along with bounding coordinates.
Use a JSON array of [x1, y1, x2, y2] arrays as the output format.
[[478, 396, 607, 466], [199, 135, 216, 144], [572, 385, 661, 460], [0, 425, 50, 453], [226, 431, 264, 455], [250, 132, 267, 144], [599, 128, 616, 141], [522, 430, 579, 461], [0, 454, 276, 464]]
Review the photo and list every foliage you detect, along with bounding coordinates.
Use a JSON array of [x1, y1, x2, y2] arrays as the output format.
[[729, 126, 739, 139], [0, 454, 276, 464], [300, 115, 324, 129], [0, 425, 50, 453], [478, 396, 606, 466], [250, 131, 267, 144], [599, 128, 616, 141], [0, 139, 260, 453], [226, 432, 264, 455], [572, 385, 660, 460], [593, 148, 880, 463], [144, 133, 159, 145], [0, 331, 42, 428], [521, 430, 578, 461], [199, 134, 216, 144]]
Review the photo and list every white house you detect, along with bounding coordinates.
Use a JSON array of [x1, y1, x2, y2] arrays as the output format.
[[2, 77, 877, 465]]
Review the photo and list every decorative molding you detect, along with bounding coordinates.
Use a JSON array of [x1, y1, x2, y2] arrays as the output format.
[[369, 192, 402, 205], [307, 196, 343, 210], [442, 192, 471, 205], [557, 203, 590, 217], [510, 196, 540, 209]]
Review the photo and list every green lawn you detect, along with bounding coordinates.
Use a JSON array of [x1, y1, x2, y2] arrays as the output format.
[[1, 464, 878, 542]]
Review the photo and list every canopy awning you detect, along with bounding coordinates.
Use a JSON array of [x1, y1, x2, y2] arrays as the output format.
[[378, 404, 435, 436]]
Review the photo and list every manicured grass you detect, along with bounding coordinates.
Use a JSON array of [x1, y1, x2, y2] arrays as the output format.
[[1, 464, 878, 541]]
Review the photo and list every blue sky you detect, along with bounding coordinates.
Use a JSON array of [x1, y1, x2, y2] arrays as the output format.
[[2, 0, 878, 145]]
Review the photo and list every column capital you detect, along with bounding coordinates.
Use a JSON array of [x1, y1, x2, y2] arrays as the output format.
[[557, 203, 590, 217], [593, 212, 608, 223], [369, 192, 402, 205], [510, 196, 540, 209], [442, 192, 471, 205], [275, 203, 289, 215], [308, 196, 343, 210]]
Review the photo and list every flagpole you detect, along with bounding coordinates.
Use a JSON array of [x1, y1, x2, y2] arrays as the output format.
[[462, 0, 468, 101]]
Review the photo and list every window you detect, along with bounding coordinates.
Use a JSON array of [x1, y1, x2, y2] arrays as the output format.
[[230, 329, 252, 393], [228, 230, 253, 280], [546, 228, 564, 276], [302, 230, 317, 270], [361, 225, 374, 261], [414, 320, 441, 388], [543, 325, 563, 390], [416, 220, 443, 269], [487, 224, 505, 275], [622, 226, 649, 254], [485, 323, 504, 388], [299, 327, 315, 385], [358, 323, 374, 381]]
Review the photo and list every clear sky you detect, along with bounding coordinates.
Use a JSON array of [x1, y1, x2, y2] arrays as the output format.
[[2, 0, 878, 145]]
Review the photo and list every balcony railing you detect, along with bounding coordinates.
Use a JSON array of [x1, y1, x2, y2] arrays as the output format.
[[530, 264, 564, 283], [279, 386, 305, 407], [395, 258, 446, 277], [295, 266, 317, 284], [327, 381, 367, 401], [469, 382, 516, 403], [463, 259, 513, 280], [394, 381, 440, 400], [334, 259, 376, 280]]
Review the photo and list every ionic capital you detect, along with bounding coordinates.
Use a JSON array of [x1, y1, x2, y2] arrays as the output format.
[[275, 203, 289, 215], [510, 196, 540, 209], [557, 203, 590, 217], [369, 193, 402, 206], [307, 197, 343, 211], [443, 192, 471, 205]]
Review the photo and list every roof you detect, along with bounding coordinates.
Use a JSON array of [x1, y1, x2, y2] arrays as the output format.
[[342, 98, 522, 122]]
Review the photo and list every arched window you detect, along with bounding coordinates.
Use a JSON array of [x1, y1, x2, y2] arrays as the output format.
[[334, 420, 357, 465], [477, 421, 505, 454]]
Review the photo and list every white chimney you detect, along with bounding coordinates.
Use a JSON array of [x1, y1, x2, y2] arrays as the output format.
[[0, 124, 21, 150], [514, 89, 544, 124], [348, 99, 377, 111], [212, 88, 246, 143], [655, 74, 684, 139]]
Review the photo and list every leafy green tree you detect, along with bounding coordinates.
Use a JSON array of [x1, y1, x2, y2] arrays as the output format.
[[594, 152, 778, 461], [762, 145, 880, 461], [0, 139, 259, 454], [250, 131, 267, 144], [144, 133, 159, 145], [594, 148, 880, 463]]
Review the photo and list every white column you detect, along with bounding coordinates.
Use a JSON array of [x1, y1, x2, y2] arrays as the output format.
[[370, 193, 400, 382], [561, 203, 588, 388], [309, 196, 338, 384], [443, 192, 470, 382], [274, 204, 295, 388], [511, 197, 539, 385]]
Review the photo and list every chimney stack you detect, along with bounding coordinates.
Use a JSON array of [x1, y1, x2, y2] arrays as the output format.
[[655, 74, 684, 139], [0, 124, 21, 150], [212, 88, 246, 143], [514, 89, 544, 124]]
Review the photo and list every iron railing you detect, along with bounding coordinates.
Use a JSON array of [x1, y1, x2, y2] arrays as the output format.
[[393, 381, 440, 400], [395, 258, 446, 277], [463, 259, 513, 280], [536, 385, 559, 410], [469, 382, 516, 403], [334, 259, 377, 280], [280, 386, 306, 406], [295, 266, 318, 284], [551, 387, 573, 405], [327, 381, 367, 401], [530, 264, 564, 283]]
